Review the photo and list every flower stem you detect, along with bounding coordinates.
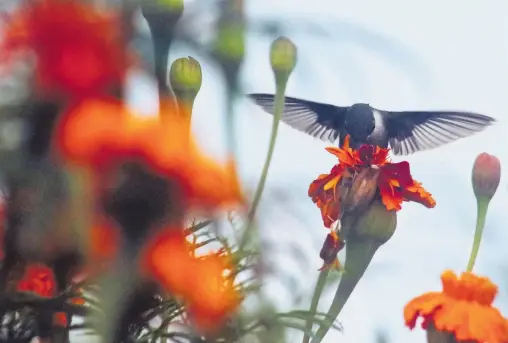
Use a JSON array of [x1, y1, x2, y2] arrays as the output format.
[[310, 239, 380, 343], [247, 81, 287, 221], [302, 269, 330, 343], [225, 86, 239, 172], [237, 80, 287, 252], [466, 198, 489, 272]]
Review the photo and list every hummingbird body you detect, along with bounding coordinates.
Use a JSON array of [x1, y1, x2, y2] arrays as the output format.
[[248, 93, 495, 155]]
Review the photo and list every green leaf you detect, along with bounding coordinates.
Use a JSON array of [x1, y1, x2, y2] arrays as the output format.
[[277, 319, 316, 338]]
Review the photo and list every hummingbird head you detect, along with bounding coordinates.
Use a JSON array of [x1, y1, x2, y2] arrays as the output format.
[[344, 103, 375, 140]]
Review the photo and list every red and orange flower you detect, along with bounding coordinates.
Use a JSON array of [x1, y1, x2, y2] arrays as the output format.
[[405, 270, 508, 343], [308, 136, 435, 228], [0, 0, 128, 99]]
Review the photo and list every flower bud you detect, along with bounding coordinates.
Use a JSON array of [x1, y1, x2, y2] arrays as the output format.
[[213, 0, 245, 73], [472, 153, 501, 201], [169, 56, 202, 110], [270, 37, 297, 80], [351, 200, 397, 244], [342, 167, 380, 213]]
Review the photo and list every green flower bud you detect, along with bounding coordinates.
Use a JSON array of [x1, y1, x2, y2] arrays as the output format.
[[351, 200, 397, 244], [169, 56, 202, 110], [214, 24, 246, 63], [213, 0, 245, 72], [270, 36, 297, 80], [472, 152, 501, 202]]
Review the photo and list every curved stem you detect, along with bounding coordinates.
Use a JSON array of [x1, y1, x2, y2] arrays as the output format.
[[466, 198, 489, 272], [302, 269, 330, 343], [238, 80, 287, 251]]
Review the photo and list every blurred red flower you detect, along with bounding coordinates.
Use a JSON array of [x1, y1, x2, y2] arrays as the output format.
[[0, 0, 128, 99], [17, 263, 56, 297]]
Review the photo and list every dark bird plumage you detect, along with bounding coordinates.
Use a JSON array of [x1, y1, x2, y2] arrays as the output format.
[[248, 93, 495, 155]]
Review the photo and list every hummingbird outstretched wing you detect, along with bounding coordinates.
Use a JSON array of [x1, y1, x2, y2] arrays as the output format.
[[380, 109, 495, 156], [248, 93, 348, 143]]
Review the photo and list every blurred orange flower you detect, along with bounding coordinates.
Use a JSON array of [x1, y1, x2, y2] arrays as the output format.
[[142, 228, 241, 333], [0, 0, 128, 98], [404, 270, 508, 343], [54, 98, 243, 211], [308, 135, 435, 227]]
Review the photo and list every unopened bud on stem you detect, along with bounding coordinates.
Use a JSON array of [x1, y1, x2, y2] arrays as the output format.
[[472, 152, 501, 202], [270, 37, 297, 84], [169, 56, 202, 113]]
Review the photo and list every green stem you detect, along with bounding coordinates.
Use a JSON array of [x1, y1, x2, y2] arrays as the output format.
[[238, 80, 287, 251], [247, 81, 287, 221], [302, 269, 329, 343], [225, 86, 239, 164], [466, 198, 489, 272], [310, 239, 380, 343]]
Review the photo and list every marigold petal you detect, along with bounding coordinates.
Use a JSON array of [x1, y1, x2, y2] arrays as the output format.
[[403, 181, 436, 209], [404, 292, 444, 329]]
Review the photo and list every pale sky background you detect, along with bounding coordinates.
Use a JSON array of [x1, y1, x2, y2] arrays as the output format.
[[125, 1, 508, 343]]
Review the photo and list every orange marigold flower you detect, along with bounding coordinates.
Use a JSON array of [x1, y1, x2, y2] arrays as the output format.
[[141, 228, 241, 333], [17, 263, 56, 297], [0, 0, 128, 98], [404, 270, 508, 343], [309, 135, 435, 227], [53, 98, 243, 210]]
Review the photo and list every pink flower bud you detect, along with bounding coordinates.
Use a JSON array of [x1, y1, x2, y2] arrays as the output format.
[[472, 153, 501, 200]]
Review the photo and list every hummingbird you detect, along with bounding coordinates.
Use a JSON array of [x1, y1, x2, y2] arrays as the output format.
[[248, 93, 495, 155]]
